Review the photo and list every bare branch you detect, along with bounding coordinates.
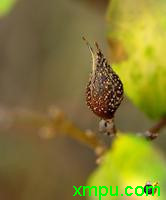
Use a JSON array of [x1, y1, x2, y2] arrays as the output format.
[[0, 107, 106, 156], [144, 116, 166, 140]]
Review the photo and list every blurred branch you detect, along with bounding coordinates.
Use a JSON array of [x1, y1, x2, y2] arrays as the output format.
[[144, 116, 166, 140], [78, 0, 109, 12], [0, 106, 165, 159], [0, 107, 106, 156]]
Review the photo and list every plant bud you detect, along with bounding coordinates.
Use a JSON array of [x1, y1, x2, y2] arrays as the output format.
[[83, 37, 123, 119]]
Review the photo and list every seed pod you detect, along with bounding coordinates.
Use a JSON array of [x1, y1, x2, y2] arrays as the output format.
[[83, 37, 124, 119]]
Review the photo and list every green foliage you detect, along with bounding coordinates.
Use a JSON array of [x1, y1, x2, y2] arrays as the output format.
[[107, 0, 166, 119], [0, 0, 16, 17], [87, 134, 166, 200]]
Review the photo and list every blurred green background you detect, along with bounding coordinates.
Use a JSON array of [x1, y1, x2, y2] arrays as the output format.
[[0, 0, 165, 200]]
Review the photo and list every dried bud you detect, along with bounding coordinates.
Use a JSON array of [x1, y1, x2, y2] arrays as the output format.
[[83, 37, 123, 119]]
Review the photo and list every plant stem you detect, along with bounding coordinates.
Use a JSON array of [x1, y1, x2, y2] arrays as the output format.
[[0, 107, 106, 155], [99, 118, 117, 136], [145, 116, 166, 140]]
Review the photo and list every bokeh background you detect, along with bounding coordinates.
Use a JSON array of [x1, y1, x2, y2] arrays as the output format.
[[0, 0, 165, 199]]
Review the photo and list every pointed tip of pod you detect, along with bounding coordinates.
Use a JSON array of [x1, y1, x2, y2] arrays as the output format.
[[82, 36, 97, 73], [82, 36, 94, 54], [94, 41, 100, 52], [82, 36, 104, 56]]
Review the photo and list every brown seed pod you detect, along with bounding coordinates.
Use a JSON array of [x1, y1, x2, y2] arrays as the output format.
[[83, 37, 124, 119]]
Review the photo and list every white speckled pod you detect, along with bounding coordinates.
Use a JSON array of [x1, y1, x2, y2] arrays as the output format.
[[83, 37, 123, 119]]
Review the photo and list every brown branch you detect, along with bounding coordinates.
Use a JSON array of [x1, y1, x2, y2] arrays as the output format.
[[144, 116, 166, 140], [0, 107, 106, 156]]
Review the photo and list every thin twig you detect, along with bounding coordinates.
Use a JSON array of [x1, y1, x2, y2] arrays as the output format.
[[0, 107, 106, 156], [145, 116, 166, 140]]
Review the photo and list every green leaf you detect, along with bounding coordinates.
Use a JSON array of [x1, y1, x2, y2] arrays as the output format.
[[107, 0, 166, 119], [0, 0, 16, 17], [87, 134, 166, 200]]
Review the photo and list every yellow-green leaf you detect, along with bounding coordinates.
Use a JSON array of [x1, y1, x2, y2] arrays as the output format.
[[107, 0, 166, 119], [0, 0, 17, 17], [87, 134, 166, 200]]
